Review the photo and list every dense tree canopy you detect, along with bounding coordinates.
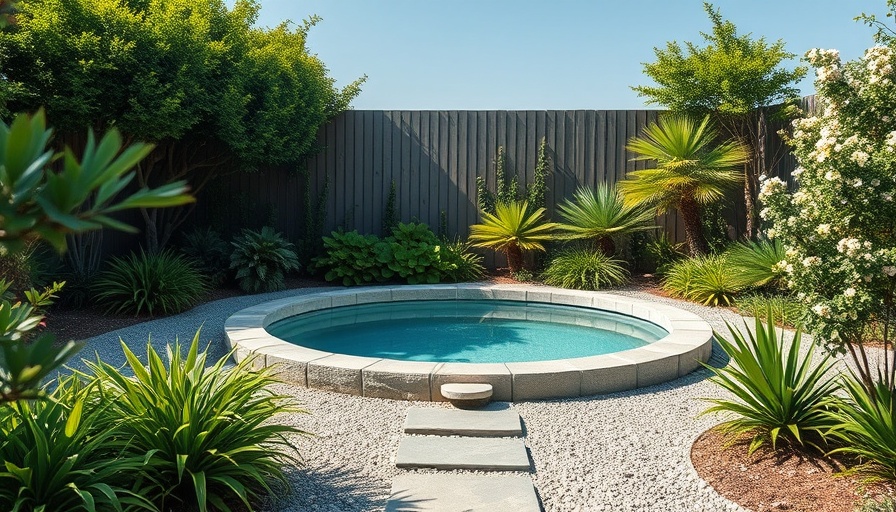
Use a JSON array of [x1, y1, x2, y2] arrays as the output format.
[[0, 0, 364, 249], [632, 2, 806, 239]]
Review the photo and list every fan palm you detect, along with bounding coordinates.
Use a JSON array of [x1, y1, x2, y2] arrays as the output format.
[[556, 184, 657, 255], [620, 115, 748, 255], [469, 200, 556, 273]]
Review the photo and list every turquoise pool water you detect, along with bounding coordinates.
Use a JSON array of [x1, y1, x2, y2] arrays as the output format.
[[266, 300, 667, 363]]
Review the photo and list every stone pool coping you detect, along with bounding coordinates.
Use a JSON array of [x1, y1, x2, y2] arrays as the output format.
[[224, 284, 714, 401]]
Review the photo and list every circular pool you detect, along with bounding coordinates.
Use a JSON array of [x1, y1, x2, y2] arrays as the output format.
[[224, 284, 714, 401]]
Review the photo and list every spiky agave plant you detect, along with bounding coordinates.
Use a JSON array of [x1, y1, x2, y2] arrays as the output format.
[[469, 200, 556, 273], [556, 184, 656, 255]]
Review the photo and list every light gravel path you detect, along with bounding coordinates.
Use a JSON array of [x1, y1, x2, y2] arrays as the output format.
[[79, 284, 824, 512]]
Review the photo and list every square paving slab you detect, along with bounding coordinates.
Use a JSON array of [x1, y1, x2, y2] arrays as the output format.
[[395, 436, 530, 471], [385, 474, 540, 512], [403, 407, 522, 437]]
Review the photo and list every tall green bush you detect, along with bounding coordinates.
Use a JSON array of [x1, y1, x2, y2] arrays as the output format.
[[315, 230, 393, 286]]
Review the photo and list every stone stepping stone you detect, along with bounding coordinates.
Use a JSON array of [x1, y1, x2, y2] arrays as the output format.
[[440, 382, 493, 409], [385, 473, 540, 512], [403, 407, 522, 437], [395, 436, 530, 471]]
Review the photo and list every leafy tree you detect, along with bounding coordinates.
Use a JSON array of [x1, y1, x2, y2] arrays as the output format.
[[620, 115, 748, 256], [0, 110, 192, 403], [0, 0, 364, 252], [632, 2, 806, 239]]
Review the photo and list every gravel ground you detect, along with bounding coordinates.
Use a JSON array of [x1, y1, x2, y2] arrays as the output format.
[[78, 284, 839, 512]]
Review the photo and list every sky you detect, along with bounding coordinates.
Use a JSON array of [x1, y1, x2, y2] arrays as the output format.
[[251, 0, 892, 110]]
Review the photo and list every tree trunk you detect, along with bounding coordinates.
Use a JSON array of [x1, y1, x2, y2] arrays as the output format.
[[505, 244, 524, 274], [744, 163, 756, 240], [597, 236, 616, 257], [679, 196, 709, 256]]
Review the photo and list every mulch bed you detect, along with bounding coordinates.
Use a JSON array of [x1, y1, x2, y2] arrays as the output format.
[[691, 427, 893, 512]]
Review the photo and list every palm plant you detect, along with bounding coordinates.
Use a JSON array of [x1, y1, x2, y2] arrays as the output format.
[[469, 200, 556, 273], [621, 115, 748, 255], [703, 310, 838, 454], [556, 184, 656, 255], [725, 238, 787, 289]]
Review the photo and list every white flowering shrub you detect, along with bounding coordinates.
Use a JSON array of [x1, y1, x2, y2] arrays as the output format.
[[760, 44, 896, 383]]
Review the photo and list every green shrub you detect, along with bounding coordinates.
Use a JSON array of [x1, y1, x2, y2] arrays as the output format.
[[94, 250, 207, 316], [703, 310, 837, 454], [439, 238, 485, 283], [88, 331, 306, 512], [0, 376, 153, 511], [510, 269, 535, 282], [662, 254, 742, 306], [645, 233, 686, 274], [230, 227, 300, 293], [725, 238, 786, 289], [315, 230, 393, 286], [828, 375, 896, 483], [857, 497, 896, 512], [182, 227, 231, 287], [734, 292, 805, 328], [543, 249, 629, 290], [385, 222, 443, 285]]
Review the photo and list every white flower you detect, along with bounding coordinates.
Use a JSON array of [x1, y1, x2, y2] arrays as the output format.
[[802, 256, 821, 267], [884, 265, 896, 277], [825, 170, 841, 181], [844, 287, 856, 297], [837, 237, 862, 256], [812, 303, 832, 318], [816, 224, 831, 236], [872, 179, 881, 187], [851, 151, 870, 167]]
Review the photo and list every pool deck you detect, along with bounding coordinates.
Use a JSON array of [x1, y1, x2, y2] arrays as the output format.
[[224, 284, 714, 401]]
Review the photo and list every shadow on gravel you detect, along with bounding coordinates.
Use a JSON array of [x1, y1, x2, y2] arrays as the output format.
[[268, 465, 386, 512]]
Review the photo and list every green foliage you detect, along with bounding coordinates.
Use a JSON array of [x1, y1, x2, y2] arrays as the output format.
[[828, 374, 896, 483], [0, 0, 362, 250], [469, 201, 556, 273], [632, 2, 806, 117], [0, 110, 192, 404], [622, 114, 748, 255], [556, 184, 656, 255], [703, 311, 837, 454], [316, 230, 393, 286], [543, 249, 629, 290], [59, 231, 104, 308], [382, 180, 399, 234], [527, 137, 551, 208], [181, 227, 231, 287], [726, 238, 787, 289], [510, 269, 535, 282], [87, 331, 306, 512], [700, 201, 732, 254], [438, 238, 485, 283], [297, 166, 329, 269], [94, 250, 208, 316], [856, 497, 896, 512], [662, 254, 743, 306], [645, 233, 686, 274], [230, 227, 300, 294], [734, 292, 805, 328], [385, 222, 444, 285], [0, 376, 155, 511]]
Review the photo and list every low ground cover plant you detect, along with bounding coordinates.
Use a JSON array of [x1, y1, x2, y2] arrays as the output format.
[[94, 250, 208, 316], [662, 254, 743, 306], [230, 227, 301, 293]]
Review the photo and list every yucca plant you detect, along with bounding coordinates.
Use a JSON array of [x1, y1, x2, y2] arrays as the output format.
[[87, 331, 306, 512], [662, 254, 743, 306], [94, 250, 208, 316], [0, 376, 154, 511], [469, 200, 556, 273], [556, 184, 656, 255], [230, 227, 300, 293], [621, 115, 749, 256], [726, 238, 787, 289], [702, 310, 838, 454], [827, 373, 896, 483], [542, 249, 629, 290]]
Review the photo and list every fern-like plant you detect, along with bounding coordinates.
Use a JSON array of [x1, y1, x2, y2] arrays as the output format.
[[469, 200, 556, 273], [703, 310, 837, 454], [725, 238, 787, 289], [181, 227, 231, 287], [556, 184, 656, 255], [94, 250, 208, 316], [230, 227, 300, 293], [543, 249, 629, 290], [87, 331, 306, 512], [662, 254, 743, 306]]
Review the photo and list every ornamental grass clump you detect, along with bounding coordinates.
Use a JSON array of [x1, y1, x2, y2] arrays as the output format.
[[662, 254, 743, 306], [703, 310, 838, 454], [87, 331, 306, 512], [725, 238, 787, 289], [542, 249, 629, 290]]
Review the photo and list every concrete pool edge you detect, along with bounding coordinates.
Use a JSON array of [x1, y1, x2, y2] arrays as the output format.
[[224, 284, 714, 401]]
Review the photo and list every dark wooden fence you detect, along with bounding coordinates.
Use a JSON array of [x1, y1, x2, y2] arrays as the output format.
[[159, 98, 817, 268]]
